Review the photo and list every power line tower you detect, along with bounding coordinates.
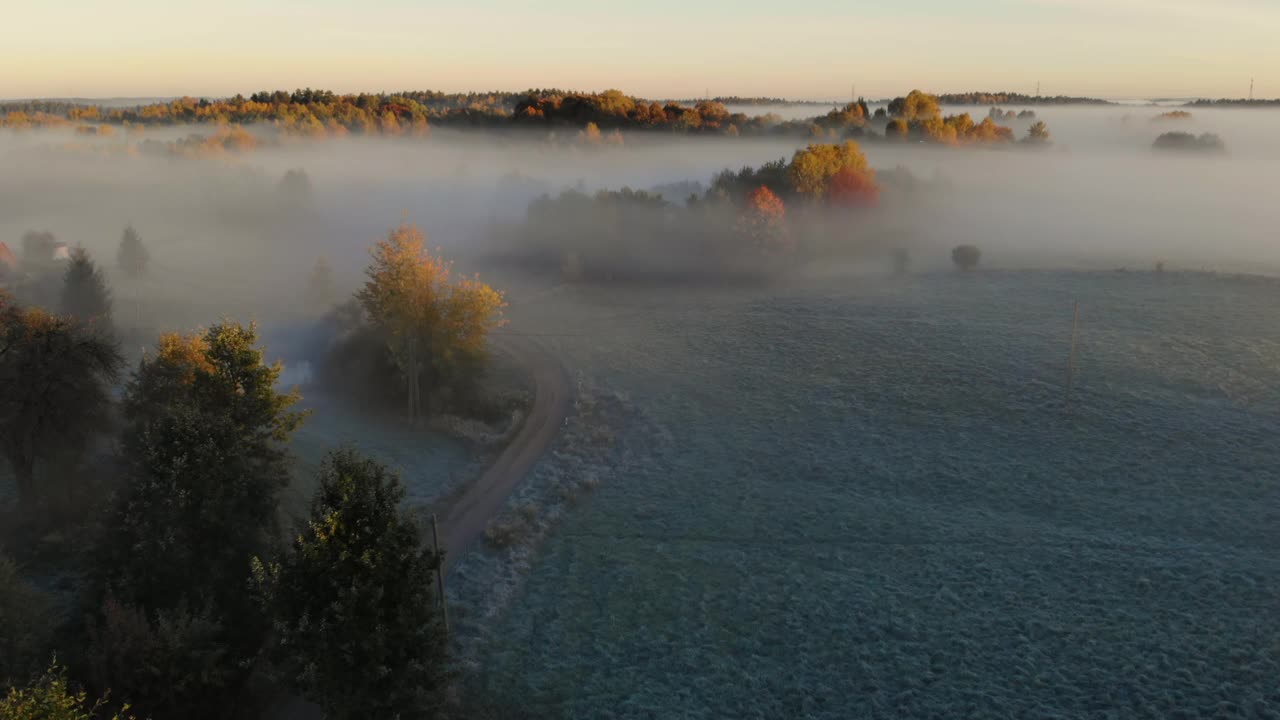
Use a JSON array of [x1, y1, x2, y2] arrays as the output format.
[[1249, 78, 1254, 101], [1036, 81, 1041, 97]]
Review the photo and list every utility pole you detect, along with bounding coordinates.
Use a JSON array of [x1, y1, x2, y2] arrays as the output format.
[[430, 513, 449, 635]]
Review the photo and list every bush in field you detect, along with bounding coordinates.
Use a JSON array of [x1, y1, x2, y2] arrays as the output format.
[[0, 661, 134, 720], [254, 450, 451, 720], [952, 244, 982, 271], [0, 298, 121, 507], [0, 554, 55, 686]]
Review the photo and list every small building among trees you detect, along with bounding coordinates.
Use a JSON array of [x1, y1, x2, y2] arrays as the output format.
[[0, 242, 17, 280]]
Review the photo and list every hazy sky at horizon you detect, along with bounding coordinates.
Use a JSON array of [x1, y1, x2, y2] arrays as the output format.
[[2, 0, 1275, 100]]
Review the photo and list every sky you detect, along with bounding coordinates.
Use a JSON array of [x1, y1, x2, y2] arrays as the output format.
[[1, 0, 1275, 100]]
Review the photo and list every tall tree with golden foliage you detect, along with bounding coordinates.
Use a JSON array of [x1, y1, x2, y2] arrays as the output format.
[[357, 223, 505, 423]]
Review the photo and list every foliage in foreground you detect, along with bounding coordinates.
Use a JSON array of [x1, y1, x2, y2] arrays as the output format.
[[0, 662, 134, 720], [92, 322, 305, 717], [255, 449, 451, 720], [0, 554, 55, 686]]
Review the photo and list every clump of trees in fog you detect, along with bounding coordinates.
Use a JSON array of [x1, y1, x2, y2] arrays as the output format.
[[1154, 110, 1193, 121], [881, 90, 1032, 146], [307, 224, 507, 422], [491, 140, 888, 281], [1153, 131, 1226, 153]]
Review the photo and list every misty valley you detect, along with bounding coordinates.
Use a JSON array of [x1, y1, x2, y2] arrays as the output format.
[[2, 89, 1278, 720]]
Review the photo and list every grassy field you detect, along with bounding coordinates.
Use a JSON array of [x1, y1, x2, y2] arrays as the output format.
[[456, 270, 1280, 719]]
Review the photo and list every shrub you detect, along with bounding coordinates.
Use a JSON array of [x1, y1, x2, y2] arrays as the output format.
[[951, 244, 981, 271], [0, 555, 55, 686], [0, 661, 134, 720], [85, 594, 231, 720]]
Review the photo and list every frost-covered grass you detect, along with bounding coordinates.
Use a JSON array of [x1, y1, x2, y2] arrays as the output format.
[[448, 375, 661, 672], [457, 270, 1280, 719], [287, 394, 479, 515]]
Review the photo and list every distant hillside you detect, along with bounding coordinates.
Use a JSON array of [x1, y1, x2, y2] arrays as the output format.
[[665, 96, 834, 106]]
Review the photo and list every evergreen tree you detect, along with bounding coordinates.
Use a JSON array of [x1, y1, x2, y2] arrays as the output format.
[[305, 256, 335, 310], [116, 225, 149, 278], [255, 449, 451, 720], [60, 248, 113, 329]]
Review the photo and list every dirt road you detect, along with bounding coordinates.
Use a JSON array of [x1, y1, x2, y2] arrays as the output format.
[[438, 336, 570, 573]]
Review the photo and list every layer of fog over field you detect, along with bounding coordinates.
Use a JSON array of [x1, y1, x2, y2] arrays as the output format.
[[3, 104, 1280, 339]]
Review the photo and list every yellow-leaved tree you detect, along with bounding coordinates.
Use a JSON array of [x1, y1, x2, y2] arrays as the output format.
[[357, 223, 505, 423], [787, 141, 873, 200]]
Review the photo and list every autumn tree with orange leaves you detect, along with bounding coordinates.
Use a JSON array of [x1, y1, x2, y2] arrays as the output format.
[[827, 168, 880, 208], [738, 186, 792, 255], [357, 223, 505, 423]]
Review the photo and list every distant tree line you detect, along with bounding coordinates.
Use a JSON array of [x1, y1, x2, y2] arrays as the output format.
[[1185, 98, 1280, 107], [3, 88, 1052, 147], [935, 91, 1111, 105]]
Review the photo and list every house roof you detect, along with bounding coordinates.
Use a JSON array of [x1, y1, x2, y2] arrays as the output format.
[[0, 242, 17, 271]]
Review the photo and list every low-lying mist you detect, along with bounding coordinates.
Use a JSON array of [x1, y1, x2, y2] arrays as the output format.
[[3, 103, 1278, 347]]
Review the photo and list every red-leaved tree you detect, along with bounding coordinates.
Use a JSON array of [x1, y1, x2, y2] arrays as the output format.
[[738, 186, 792, 255], [826, 168, 879, 209]]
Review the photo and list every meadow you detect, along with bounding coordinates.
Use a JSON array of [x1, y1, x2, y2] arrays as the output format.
[[454, 269, 1280, 719]]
